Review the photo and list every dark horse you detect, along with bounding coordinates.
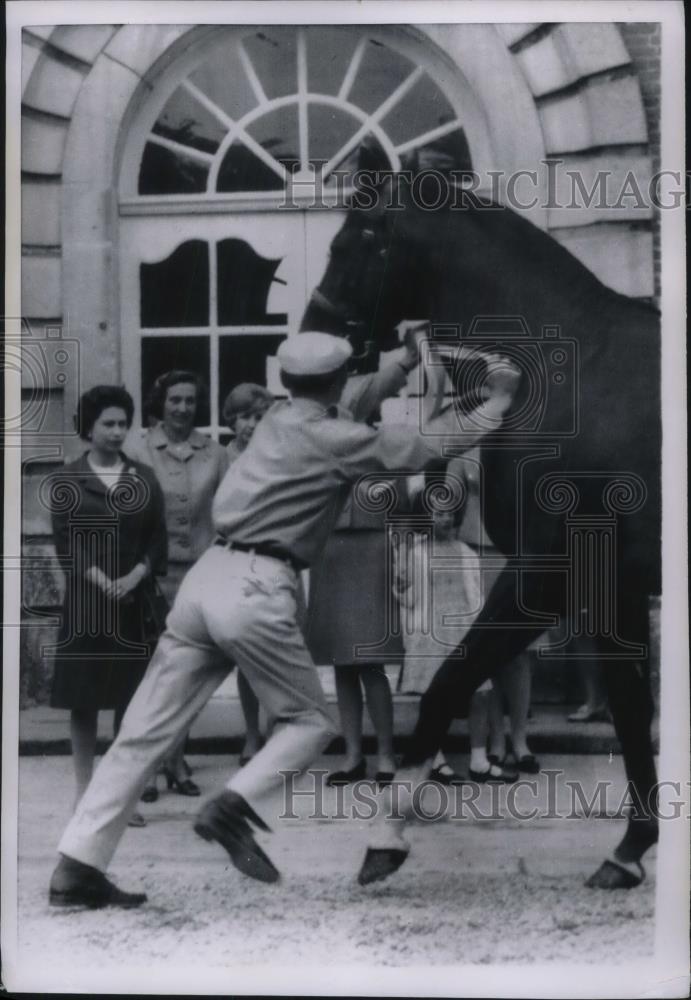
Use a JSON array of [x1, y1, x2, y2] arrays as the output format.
[[301, 183, 660, 889]]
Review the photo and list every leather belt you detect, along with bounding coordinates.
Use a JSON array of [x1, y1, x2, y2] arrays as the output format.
[[214, 537, 306, 572]]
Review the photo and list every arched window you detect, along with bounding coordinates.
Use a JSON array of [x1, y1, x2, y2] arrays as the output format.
[[119, 25, 479, 440]]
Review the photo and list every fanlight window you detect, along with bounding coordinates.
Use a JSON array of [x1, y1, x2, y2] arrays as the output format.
[[136, 26, 473, 196], [121, 25, 477, 441]]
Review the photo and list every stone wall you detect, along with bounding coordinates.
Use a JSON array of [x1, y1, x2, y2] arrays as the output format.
[[619, 22, 661, 298]]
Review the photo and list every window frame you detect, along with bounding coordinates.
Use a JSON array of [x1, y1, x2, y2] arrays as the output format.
[[119, 23, 488, 208]]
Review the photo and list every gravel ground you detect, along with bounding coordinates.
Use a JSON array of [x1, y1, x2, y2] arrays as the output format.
[[14, 755, 656, 977]]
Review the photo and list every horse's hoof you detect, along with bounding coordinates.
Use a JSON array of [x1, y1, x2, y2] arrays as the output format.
[[357, 847, 409, 886], [585, 858, 645, 890]]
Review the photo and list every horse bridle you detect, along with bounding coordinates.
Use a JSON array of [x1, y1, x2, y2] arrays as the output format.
[[308, 288, 362, 328], [306, 287, 377, 363]]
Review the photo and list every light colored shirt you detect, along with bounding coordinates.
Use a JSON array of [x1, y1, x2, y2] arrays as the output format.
[[212, 378, 508, 567], [129, 424, 229, 564]]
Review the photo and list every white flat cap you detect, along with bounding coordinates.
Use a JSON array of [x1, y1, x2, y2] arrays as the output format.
[[277, 332, 353, 376]]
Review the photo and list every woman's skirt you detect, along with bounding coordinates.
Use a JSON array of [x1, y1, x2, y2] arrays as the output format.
[[50, 584, 150, 710], [304, 530, 403, 667]]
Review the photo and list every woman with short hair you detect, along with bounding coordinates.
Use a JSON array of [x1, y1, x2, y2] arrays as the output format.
[[49, 385, 167, 822], [129, 370, 229, 795]]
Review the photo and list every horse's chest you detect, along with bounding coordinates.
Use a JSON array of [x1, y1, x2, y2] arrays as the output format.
[[481, 447, 569, 555]]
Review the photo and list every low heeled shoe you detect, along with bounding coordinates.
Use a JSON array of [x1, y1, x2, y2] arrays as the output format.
[[49, 855, 147, 909]]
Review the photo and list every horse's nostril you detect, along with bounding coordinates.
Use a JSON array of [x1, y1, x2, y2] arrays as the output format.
[[378, 248, 388, 258]]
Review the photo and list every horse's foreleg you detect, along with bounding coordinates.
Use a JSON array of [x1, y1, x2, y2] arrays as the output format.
[[358, 565, 550, 885]]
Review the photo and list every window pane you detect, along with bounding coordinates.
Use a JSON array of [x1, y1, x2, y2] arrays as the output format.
[[245, 105, 300, 175], [216, 142, 284, 193], [381, 74, 458, 147], [140, 241, 209, 327], [305, 27, 360, 96], [141, 336, 211, 426], [217, 239, 288, 326], [348, 39, 415, 115], [153, 85, 226, 154], [308, 104, 360, 168], [188, 41, 258, 122], [242, 28, 297, 100], [139, 142, 209, 194], [218, 333, 286, 420]]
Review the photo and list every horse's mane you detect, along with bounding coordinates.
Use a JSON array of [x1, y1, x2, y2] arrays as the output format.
[[389, 189, 658, 320]]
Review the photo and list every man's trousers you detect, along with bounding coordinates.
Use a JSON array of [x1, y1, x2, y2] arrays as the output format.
[[58, 546, 335, 872]]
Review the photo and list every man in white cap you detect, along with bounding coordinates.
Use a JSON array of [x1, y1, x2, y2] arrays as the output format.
[[49, 329, 520, 907]]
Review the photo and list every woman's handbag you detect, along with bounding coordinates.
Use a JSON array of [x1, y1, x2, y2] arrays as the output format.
[[139, 578, 170, 653]]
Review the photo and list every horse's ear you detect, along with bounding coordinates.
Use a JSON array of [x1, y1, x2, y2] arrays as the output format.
[[352, 139, 394, 214], [356, 138, 390, 174]]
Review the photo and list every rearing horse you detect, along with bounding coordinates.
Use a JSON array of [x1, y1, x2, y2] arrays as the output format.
[[301, 183, 660, 889]]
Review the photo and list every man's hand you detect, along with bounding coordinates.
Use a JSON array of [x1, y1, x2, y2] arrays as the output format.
[[397, 320, 430, 372]]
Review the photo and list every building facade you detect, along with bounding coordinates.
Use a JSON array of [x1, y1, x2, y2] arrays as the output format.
[[19, 21, 662, 703]]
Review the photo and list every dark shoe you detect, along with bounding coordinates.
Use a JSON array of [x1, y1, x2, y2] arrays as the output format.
[[487, 753, 505, 767], [194, 790, 280, 884], [326, 760, 367, 786], [49, 855, 147, 909], [515, 754, 540, 774], [164, 768, 201, 796], [128, 810, 147, 828], [358, 847, 410, 885], [375, 771, 395, 787], [469, 763, 518, 783], [141, 782, 158, 804], [428, 765, 465, 786]]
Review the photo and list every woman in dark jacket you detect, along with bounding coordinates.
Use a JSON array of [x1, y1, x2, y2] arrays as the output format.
[[48, 386, 167, 817]]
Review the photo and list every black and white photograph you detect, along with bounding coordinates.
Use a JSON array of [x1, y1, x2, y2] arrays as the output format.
[[2, 1, 688, 995]]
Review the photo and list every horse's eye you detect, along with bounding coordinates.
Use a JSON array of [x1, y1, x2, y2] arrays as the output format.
[[362, 229, 375, 242], [378, 248, 388, 258]]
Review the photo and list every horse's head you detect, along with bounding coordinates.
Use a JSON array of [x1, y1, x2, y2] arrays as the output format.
[[300, 178, 542, 366], [300, 156, 437, 368], [301, 208, 421, 366]]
